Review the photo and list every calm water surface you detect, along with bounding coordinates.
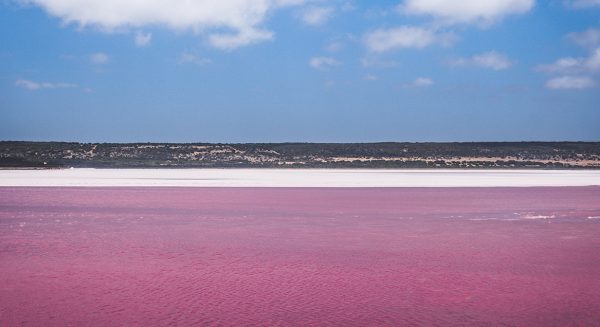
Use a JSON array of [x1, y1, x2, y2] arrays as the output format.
[[1, 187, 600, 326]]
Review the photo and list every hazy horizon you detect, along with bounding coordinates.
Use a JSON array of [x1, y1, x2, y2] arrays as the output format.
[[2, 139, 600, 144]]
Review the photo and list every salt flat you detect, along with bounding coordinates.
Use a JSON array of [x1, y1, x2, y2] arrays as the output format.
[[0, 168, 599, 187]]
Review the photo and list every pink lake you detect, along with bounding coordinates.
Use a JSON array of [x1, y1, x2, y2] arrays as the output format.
[[1, 187, 600, 326]]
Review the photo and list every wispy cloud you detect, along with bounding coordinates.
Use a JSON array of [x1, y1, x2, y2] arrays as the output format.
[[412, 77, 434, 87], [15, 79, 78, 91], [472, 52, 514, 70], [399, 0, 535, 26], [450, 51, 514, 70], [324, 80, 336, 88], [300, 6, 334, 26], [325, 41, 343, 53], [408, 77, 434, 87], [536, 57, 583, 74], [563, 0, 600, 8], [341, 2, 356, 12], [208, 29, 273, 50], [363, 26, 456, 53], [90, 52, 109, 64], [545, 76, 595, 89], [361, 57, 399, 68], [135, 31, 152, 47], [309, 57, 341, 70], [567, 28, 600, 50], [535, 30, 600, 91], [179, 52, 212, 66], [535, 48, 600, 74]]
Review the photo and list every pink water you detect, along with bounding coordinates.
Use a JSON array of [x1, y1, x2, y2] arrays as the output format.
[[1, 187, 600, 326]]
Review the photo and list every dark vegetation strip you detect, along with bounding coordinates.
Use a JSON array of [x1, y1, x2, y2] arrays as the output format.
[[1, 141, 599, 169]]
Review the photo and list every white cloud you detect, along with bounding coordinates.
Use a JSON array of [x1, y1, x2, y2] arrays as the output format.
[[451, 51, 513, 70], [208, 28, 273, 50], [361, 57, 399, 68], [588, 48, 600, 70], [567, 28, 600, 50], [90, 52, 109, 64], [564, 0, 600, 8], [535, 57, 581, 73], [15, 79, 41, 90], [179, 52, 212, 66], [545, 76, 595, 89], [15, 79, 77, 90], [300, 6, 334, 26], [364, 74, 379, 81], [400, 0, 535, 26], [309, 56, 341, 70], [135, 31, 152, 47], [363, 26, 455, 53], [411, 77, 434, 87], [341, 2, 355, 12], [535, 35, 600, 90], [472, 51, 513, 70], [22, 0, 309, 49], [535, 48, 600, 74], [325, 41, 343, 52]]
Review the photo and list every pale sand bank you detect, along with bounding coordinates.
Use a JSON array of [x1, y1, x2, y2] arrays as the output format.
[[1, 169, 599, 187]]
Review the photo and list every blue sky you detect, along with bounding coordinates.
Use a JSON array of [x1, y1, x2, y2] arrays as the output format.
[[1, 0, 599, 142]]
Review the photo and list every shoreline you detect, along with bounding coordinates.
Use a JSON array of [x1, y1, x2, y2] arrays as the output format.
[[1, 168, 599, 187]]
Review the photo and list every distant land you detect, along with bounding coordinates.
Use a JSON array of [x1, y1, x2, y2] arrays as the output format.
[[1, 141, 599, 169]]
